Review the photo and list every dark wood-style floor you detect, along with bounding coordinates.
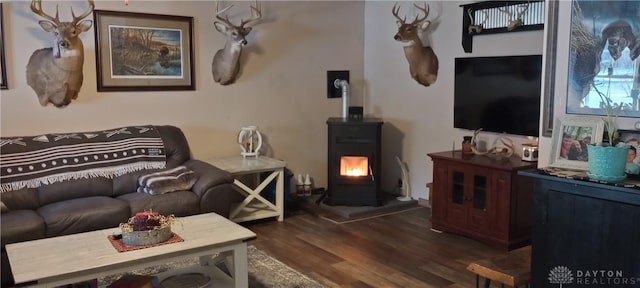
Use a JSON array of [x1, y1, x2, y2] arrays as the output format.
[[244, 206, 510, 288]]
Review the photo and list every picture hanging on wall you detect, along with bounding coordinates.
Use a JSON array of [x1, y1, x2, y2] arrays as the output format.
[[94, 10, 195, 92], [0, 3, 8, 90], [566, 0, 639, 117], [544, 1, 640, 132]]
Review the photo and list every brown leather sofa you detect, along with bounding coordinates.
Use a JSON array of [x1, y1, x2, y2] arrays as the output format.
[[0, 125, 236, 286]]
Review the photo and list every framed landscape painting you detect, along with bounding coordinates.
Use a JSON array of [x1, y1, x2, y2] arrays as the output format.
[[549, 116, 604, 171], [94, 10, 195, 91]]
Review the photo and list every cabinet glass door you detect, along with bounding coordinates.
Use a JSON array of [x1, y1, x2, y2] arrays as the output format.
[[472, 175, 487, 210], [452, 171, 464, 204]]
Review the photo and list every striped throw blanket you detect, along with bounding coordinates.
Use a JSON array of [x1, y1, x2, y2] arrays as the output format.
[[137, 166, 197, 195], [0, 126, 166, 193]]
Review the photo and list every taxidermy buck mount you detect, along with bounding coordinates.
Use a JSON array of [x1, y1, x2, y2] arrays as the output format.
[[467, 9, 488, 34], [392, 2, 439, 87], [498, 2, 529, 31], [26, 0, 94, 108], [212, 0, 262, 85]]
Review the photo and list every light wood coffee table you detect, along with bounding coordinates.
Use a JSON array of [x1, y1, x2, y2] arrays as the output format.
[[6, 213, 256, 287]]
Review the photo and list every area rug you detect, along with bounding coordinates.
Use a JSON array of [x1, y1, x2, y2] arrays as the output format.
[[98, 245, 324, 288], [299, 194, 421, 224]]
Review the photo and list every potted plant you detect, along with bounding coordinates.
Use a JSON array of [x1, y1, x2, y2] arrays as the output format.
[[586, 83, 630, 182]]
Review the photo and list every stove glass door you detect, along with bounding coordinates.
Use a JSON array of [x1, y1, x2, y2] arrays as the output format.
[[340, 156, 369, 177]]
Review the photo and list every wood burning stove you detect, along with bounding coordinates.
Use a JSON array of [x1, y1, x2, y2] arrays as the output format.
[[325, 117, 383, 206]]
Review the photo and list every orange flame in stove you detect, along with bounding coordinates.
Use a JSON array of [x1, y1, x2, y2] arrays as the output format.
[[340, 156, 368, 177], [345, 167, 366, 176]]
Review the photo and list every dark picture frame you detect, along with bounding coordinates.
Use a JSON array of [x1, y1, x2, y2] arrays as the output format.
[[540, 0, 558, 137], [1, 3, 8, 90], [565, 1, 639, 120], [549, 116, 604, 171], [547, 0, 639, 132], [94, 10, 195, 92]]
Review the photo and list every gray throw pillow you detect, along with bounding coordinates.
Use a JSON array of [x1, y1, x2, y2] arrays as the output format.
[[137, 166, 197, 195]]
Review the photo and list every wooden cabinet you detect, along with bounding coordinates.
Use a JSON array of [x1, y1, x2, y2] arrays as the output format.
[[520, 171, 640, 287], [428, 151, 536, 251]]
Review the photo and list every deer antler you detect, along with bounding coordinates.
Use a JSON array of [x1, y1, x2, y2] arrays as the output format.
[[215, 1, 261, 28], [215, 1, 235, 27], [30, 0, 60, 24], [498, 2, 528, 31], [478, 10, 489, 26], [470, 129, 487, 155], [467, 9, 475, 22], [467, 9, 488, 34], [392, 3, 407, 24], [240, 1, 262, 27], [470, 129, 514, 157], [392, 2, 430, 26], [497, 6, 513, 21], [515, 3, 530, 21], [70, 0, 95, 25], [411, 2, 430, 26]]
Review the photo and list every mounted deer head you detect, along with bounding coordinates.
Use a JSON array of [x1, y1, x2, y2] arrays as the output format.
[[392, 2, 439, 87], [26, 0, 94, 108], [498, 3, 529, 31], [212, 0, 262, 85], [467, 9, 488, 34]]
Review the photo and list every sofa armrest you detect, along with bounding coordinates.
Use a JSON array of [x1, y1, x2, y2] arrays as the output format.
[[183, 159, 233, 197], [183, 160, 240, 217]]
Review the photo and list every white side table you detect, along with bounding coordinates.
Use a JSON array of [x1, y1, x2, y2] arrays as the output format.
[[205, 156, 287, 222]]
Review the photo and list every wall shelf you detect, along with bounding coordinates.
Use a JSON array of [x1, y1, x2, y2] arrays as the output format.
[[460, 0, 545, 53]]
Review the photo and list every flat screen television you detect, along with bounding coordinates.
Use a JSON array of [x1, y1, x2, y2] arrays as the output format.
[[454, 55, 543, 137]]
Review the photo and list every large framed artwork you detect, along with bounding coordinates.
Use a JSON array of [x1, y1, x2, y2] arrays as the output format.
[[1, 3, 8, 90], [545, 1, 639, 133], [549, 116, 604, 171], [94, 10, 195, 92]]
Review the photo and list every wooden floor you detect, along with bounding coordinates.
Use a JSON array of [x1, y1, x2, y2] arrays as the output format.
[[244, 206, 510, 288]]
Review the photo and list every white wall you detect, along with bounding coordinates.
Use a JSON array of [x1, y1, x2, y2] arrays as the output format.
[[0, 1, 365, 189], [364, 1, 544, 200], [1, 0, 548, 201]]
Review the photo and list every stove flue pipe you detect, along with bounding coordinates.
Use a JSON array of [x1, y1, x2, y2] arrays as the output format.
[[334, 79, 349, 119]]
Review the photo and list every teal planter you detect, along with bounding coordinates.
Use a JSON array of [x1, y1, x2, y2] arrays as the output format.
[[587, 144, 630, 182]]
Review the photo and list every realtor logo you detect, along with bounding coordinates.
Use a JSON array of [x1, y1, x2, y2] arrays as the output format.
[[549, 266, 574, 287], [548, 266, 639, 287]]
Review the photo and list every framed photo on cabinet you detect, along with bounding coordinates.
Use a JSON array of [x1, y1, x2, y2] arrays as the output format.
[[617, 130, 640, 177], [549, 116, 604, 171]]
